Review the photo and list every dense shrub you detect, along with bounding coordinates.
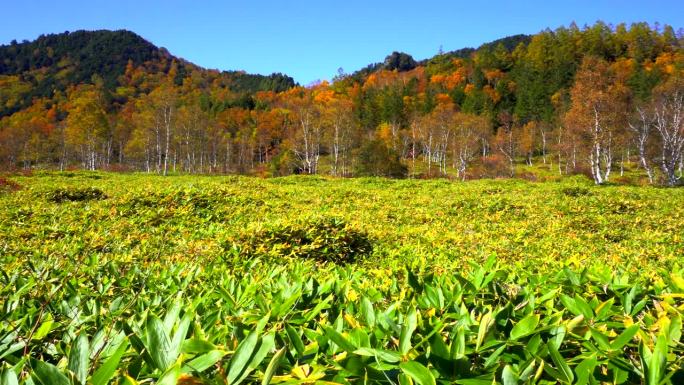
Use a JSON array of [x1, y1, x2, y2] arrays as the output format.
[[236, 218, 373, 264], [46, 187, 106, 202], [0, 177, 21, 193], [477, 154, 510, 178], [561, 186, 591, 197], [355, 139, 407, 178]]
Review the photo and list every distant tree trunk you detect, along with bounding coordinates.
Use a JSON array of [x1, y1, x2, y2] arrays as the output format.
[[629, 107, 654, 184], [653, 89, 683, 186], [163, 105, 172, 176], [411, 121, 417, 178], [541, 130, 547, 164]]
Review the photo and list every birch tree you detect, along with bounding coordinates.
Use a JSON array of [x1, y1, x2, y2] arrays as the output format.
[[564, 57, 629, 184], [652, 80, 684, 186]]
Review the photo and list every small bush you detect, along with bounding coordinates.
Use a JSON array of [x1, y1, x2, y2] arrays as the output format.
[[236, 218, 373, 264], [479, 154, 511, 178], [124, 189, 221, 211], [517, 171, 538, 182], [561, 186, 592, 197], [570, 165, 594, 180], [355, 140, 408, 178], [612, 174, 649, 186], [46, 187, 107, 203], [0, 177, 21, 193]]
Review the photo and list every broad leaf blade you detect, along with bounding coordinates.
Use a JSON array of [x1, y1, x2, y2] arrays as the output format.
[[547, 341, 574, 384], [510, 314, 539, 340], [68, 333, 89, 385], [261, 347, 285, 385], [227, 331, 259, 385], [400, 361, 436, 385], [31, 360, 70, 385], [91, 340, 129, 385]]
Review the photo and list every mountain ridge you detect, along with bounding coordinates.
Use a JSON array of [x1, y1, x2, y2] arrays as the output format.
[[0, 29, 296, 117]]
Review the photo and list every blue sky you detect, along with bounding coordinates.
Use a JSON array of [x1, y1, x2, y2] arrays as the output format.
[[2, 1, 683, 84]]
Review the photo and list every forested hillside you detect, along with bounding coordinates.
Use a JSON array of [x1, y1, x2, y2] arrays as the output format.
[[1, 22, 682, 185], [0, 30, 295, 117]]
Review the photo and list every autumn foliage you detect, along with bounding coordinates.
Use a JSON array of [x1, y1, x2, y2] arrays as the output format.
[[0, 22, 683, 184]]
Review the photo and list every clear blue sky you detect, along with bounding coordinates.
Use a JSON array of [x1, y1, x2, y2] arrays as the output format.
[[2, 1, 683, 84]]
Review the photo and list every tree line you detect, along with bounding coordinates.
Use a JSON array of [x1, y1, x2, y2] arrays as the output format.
[[0, 22, 683, 184]]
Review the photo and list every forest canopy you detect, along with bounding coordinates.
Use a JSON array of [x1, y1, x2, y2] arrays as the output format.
[[0, 22, 682, 185]]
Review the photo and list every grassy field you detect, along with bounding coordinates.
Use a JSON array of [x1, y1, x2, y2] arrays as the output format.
[[0, 172, 683, 384]]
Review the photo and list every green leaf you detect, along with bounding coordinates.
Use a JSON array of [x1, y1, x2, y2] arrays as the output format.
[[163, 300, 182, 334], [157, 359, 181, 385], [639, 340, 653, 383], [429, 333, 450, 359], [610, 324, 639, 351], [255, 312, 270, 334], [182, 338, 216, 354], [502, 365, 518, 385], [303, 294, 333, 322], [227, 331, 259, 385], [0, 342, 25, 361], [170, 313, 193, 360], [399, 307, 417, 355], [1, 367, 19, 385], [548, 325, 566, 350], [398, 373, 412, 385], [623, 286, 637, 315], [518, 360, 537, 382], [559, 295, 581, 317], [590, 328, 611, 351], [538, 288, 560, 303], [353, 347, 401, 363], [261, 347, 285, 385], [323, 325, 356, 353], [182, 349, 226, 374], [573, 295, 594, 320], [68, 333, 89, 385], [454, 378, 494, 385], [146, 315, 175, 371], [647, 333, 668, 385], [483, 344, 506, 368], [32, 316, 54, 341], [510, 314, 539, 340], [285, 324, 305, 358], [361, 297, 376, 327], [250, 334, 275, 370], [451, 327, 465, 359], [476, 311, 494, 352], [399, 361, 436, 385], [30, 360, 70, 385], [547, 341, 574, 384], [574, 354, 597, 385], [91, 340, 129, 385], [594, 298, 614, 320], [233, 333, 275, 385]]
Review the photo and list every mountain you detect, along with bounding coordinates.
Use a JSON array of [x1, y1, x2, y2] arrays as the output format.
[[0, 30, 167, 84], [0, 22, 681, 180], [0, 30, 295, 117], [346, 34, 533, 83]]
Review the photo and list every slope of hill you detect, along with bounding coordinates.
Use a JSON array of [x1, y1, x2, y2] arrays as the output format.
[[0, 30, 296, 117], [0, 22, 681, 184], [0, 30, 166, 83]]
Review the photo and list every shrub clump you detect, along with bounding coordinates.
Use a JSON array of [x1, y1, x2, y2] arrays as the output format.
[[0, 177, 21, 193], [561, 186, 591, 197], [237, 218, 373, 264], [46, 187, 106, 203]]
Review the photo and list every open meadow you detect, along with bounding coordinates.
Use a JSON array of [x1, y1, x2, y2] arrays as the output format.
[[0, 172, 683, 384]]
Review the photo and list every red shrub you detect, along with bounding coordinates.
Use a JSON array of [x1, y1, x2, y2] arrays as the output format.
[[0, 177, 21, 192]]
